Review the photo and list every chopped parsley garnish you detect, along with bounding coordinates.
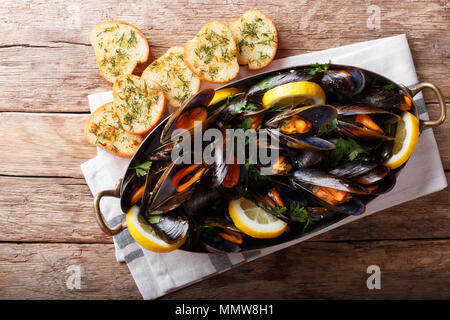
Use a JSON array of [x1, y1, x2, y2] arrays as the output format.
[[233, 100, 258, 114], [306, 60, 332, 75], [199, 225, 223, 246], [245, 161, 271, 183], [233, 117, 252, 131], [130, 160, 152, 178], [322, 137, 369, 167], [320, 118, 338, 135], [224, 92, 245, 105], [267, 104, 290, 115], [368, 96, 377, 105], [286, 202, 318, 230], [382, 83, 396, 91], [147, 215, 161, 224]]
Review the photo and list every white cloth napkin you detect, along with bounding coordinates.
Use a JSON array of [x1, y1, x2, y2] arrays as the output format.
[[80, 34, 447, 299]]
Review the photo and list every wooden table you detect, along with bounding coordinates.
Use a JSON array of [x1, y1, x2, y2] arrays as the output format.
[[0, 0, 449, 299]]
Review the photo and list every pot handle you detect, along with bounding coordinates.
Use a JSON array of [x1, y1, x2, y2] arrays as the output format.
[[403, 82, 447, 127], [93, 179, 127, 236]]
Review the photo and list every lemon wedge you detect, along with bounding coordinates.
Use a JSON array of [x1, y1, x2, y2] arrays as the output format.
[[262, 81, 326, 108], [228, 198, 287, 239], [209, 87, 241, 106], [384, 111, 420, 170], [126, 205, 187, 253]]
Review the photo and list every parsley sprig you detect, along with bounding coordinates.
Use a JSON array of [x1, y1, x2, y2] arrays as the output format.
[[286, 202, 318, 230], [306, 60, 331, 75], [382, 83, 396, 91], [320, 118, 338, 135], [130, 160, 152, 178], [233, 100, 258, 114], [147, 215, 161, 224], [245, 162, 271, 183], [322, 137, 368, 167]]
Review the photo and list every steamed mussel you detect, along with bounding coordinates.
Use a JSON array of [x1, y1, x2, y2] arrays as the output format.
[[122, 63, 414, 253], [335, 105, 400, 141]]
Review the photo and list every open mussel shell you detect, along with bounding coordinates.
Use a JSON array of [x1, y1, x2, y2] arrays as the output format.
[[353, 88, 411, 110], [307, 207, 340, 220], [183, 187, 222, 217], [290, 149, 323, 169], [321, 67, 366, 101], [334, 104, 400, 141], [160, 89, 215, 144], [246, 69, 320, 103], [198, 218, 243, 253], [290, 169, 368, 215], [146, 159, 209, 215], [147, 141, 175, 162], [221, 95, 268, 119], [335, 120, 394, 141], [329, 161, 379, 179], [329, 162, 393, 195], [210, 133, 249, 199], [337, 105, 400, 123], [267, 128, 336, 151], [352, 165, 390, 185], [249, 182, 307, 223], [152, 208, 189, 244], [266, 104, 337, 130], [137, 161, 172, 217], [367, 172, 396, 195], [219, 163, 248, 199], [121, 117, 170, 212], [294, 181, 366, 216], [292, 169, 369, 194], [201, 240, 241, 253]]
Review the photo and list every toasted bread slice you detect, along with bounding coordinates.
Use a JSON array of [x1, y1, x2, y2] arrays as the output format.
[[112, 75, 166, 135], [184, 21, 239, 83], [85, 102, 143, 157], [230, 10, 278, 70], [142, 46, 201, 108], [90, 21, 150, 83]]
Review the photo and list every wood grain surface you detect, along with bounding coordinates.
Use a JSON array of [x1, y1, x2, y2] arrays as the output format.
[[0, 0, 448, 300]]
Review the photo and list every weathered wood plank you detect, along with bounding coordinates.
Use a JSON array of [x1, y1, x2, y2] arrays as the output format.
[[1, 174, 448, 243], [0, 111, 448, 180], [0, 0, 448, 112], [2, 0, 448, 47], [0, 113, 95, 178], [1, 240, 449, 299], [165, 239, 450, 299], [0, 176, 111, 243], [0, 243, 140, 299]]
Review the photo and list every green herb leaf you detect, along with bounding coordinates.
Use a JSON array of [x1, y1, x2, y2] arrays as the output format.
[[130, 160, 152, 178], [368, 96, 377, 105], [199, 225, 223, 246], [382, 83, 396, 91], [320, 118, 338, 135], [267, 104, 290, 115], [224, 92, 245, 105], [288, 202, 318, 230], [245, 161, 271, 183], [306, 60, 331, 75], [233, 100, 258, 114], [147, 215, 161, 224], [322, 138, 368, 167]]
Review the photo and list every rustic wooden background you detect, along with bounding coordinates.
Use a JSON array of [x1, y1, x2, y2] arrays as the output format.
[[0, 0, 449, 299]]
